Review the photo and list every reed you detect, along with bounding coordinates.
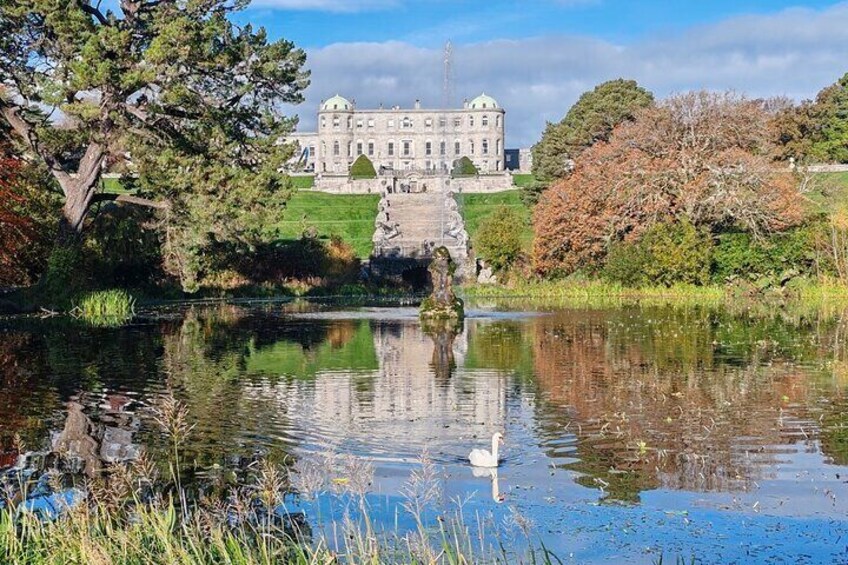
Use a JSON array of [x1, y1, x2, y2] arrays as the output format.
[[73, 289, 136, 327], [0, 414, 560, 565]]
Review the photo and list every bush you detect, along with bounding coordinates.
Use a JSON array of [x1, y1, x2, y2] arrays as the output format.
[[451, 156, 478, 177], [475, 206, 524, 271], [603, 220, 712, 287], [603, 240, 651, 286], [712, 223, 825, 282], [349, 155, 377, 179]]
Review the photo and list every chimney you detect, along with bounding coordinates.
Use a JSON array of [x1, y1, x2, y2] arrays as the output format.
[[414, 99, 421, 109], [463, 98, 469, 109]]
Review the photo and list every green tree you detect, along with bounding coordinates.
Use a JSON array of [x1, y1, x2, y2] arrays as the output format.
[[349, 154, 377, 179], [809, 72, 848, 163], [532, 79, 654, 182], [0, 0, 309, 290], [452, 156, 478, 177], [475, 206, 524, 271]]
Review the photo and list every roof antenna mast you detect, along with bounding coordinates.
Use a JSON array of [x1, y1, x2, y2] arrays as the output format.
[[443, 40, 454, 109]]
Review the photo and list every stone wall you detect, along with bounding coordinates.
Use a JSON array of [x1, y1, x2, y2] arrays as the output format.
[[312, 173, 514, 194]]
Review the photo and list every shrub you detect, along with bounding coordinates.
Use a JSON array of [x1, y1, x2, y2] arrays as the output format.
[[451, 156, 478, 177], [712, 222, 825, 282], [349, 155, 377, 179], [602, 220, 712, 287], [602, 240, 651, 286], [74, 289, 136, 326], [475, 206, 524, 271]]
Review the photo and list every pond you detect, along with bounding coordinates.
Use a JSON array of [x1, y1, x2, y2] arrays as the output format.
[[2, 299, 848, 563]]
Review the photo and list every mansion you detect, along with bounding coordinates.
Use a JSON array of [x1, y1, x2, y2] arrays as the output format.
[[289, 93, 507, 177]]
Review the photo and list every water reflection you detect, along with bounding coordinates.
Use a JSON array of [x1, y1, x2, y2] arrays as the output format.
[[2, 301, 848, 559]]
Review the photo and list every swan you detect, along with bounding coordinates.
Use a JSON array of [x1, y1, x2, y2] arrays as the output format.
[[469, 432, 503, 468]]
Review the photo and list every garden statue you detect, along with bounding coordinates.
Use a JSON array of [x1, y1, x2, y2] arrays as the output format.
[[420, 246, 464, 321]]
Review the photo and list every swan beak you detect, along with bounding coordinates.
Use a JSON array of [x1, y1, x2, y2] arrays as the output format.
[[499, 436, 505, 445]]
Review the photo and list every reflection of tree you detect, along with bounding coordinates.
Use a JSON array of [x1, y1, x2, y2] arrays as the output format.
[[531, 306, 848, 503], [464, 321, 534, 376]]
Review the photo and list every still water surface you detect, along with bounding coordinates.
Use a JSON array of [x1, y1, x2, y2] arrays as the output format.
[[2, 300, 848, 563]]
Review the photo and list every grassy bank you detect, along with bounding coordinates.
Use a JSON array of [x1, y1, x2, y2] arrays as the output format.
[[462, 278, 848, 308], [269, 192, 380, 258], [457, 190, 533, 250]]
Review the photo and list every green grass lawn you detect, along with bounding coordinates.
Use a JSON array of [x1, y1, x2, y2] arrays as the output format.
[[512, 173, 536, 188], [807, 172, 848, 213], [457, 190, 534, 250], [289, 175, 315, 189], [269, 192, 379, 258]]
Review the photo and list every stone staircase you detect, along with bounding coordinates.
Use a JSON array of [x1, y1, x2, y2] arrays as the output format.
[[372, 191, 470, 272]]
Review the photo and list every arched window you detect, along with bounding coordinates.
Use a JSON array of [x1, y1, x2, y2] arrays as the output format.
[[356, 141, 363, 155], [367, 140, 375, 156], [333, 141, 340, 156], [469, 116, 475, 128], [402, 117, 413, 129], [454, 141, 461, 155], [482, 139, 489, 155], [482, 115, 489, 127]]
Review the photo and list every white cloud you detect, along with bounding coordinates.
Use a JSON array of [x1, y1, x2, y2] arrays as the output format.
[[250, 0, 399, 12], [288, 3, 848, 147]]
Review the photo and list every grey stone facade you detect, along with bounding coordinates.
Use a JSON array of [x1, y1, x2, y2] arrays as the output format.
[[289, 93, 506, 177]]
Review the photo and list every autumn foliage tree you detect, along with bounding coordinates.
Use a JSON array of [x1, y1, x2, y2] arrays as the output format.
[[534, 92, 805, 276]]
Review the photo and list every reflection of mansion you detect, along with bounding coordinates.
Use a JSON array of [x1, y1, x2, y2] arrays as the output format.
[[288, 94, 524, 194], [244, 322, 513, 461]]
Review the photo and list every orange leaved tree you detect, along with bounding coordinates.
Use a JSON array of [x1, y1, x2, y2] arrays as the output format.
[[533, 91, 805, 276]]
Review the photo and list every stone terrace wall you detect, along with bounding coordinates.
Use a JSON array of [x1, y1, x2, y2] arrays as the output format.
[[312, 173, 514, 194]]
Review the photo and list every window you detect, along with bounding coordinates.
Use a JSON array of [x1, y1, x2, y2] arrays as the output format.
[[356, 119, 364, 128], [425, 141, 432, 156], [321, 141, 326, 156], [388, 142, 395, 156], [388, 119, 395, 128], [439, 117, 447, 128], [469, 116, 475, 128], [402, 140, 411, 156], [348, 141, 353, 157], [402, 117, 413, 129], [356, 142, 363, 155], [496, 115, 501, 128], [368, 141, 374, 156], [425, 160, 431, 170], [440, 141, 446, 156], [367, 118, 375, 127], [482, 139, 489, 155], [332, 116, 340, 128], [482, 115, 489, 127], [321, 117, 326, 129], [347, 116, 352, 128], [496, 139, 501, 154], [453, 117, 461, 128], [333, 141, 340, 156], [454, 141, 460, 155], [425, 118, 433, 127], [470, 140, 475, 155], [309, 145, 315, 157]]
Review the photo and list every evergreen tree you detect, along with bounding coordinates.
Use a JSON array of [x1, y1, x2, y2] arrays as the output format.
[[350, 155, 377, 179], [809, 73, 848, 163], [532, 79, 654, 182]]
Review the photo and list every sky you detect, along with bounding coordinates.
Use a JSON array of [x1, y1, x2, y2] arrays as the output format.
[[232, 0, 848, 147]]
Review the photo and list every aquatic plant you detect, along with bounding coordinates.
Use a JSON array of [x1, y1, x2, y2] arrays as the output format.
[[72, 289, 136, 327]]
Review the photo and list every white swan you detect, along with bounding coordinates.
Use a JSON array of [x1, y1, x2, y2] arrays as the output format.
[[469, 432, 503, 468], [472, 466, 505, 503]]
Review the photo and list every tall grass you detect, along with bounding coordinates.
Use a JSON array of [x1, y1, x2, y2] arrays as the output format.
[[73, 289, 136, 326], [0, 396, 560, 565]]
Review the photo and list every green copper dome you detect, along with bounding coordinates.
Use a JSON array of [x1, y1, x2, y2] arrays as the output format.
[[469, 93, 499, 110], [321, 94, 353, 111]]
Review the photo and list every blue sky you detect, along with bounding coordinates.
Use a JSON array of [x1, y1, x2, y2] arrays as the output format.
[[231, 1, 848, 146], [242, 0, 839, 48]]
